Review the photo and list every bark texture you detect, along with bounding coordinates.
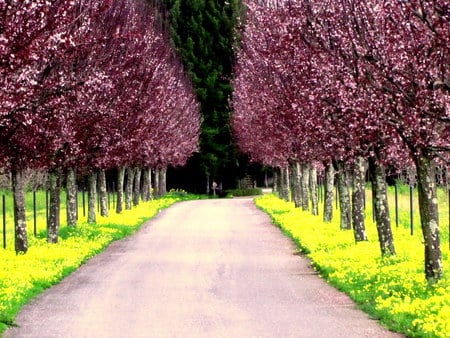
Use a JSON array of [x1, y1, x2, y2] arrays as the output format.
[[154, 169, 160, 197], [12, 169, 28, 253], [125, 167, 135, 209], [334, 160, 352, 230], [301, 163, 310, 211], [416, 153, 442, 281], [142, 168, 152, 201], [279, 166, 290, 202], [47, 170, 62, 243], [158, 167, 167, 196], [352, 156, 368, 242], [66, 168, 77, 227], [87, 172, 97, 223], [309, 165, 318, 216], [323, 162, 334, 223], [290, 162, 302, 208], [98, 169, 109, 217], [273, 168, 279, 194], [133, 168, 141, 206], [368, 157, 396, 256], [116, 167, 125, 214]]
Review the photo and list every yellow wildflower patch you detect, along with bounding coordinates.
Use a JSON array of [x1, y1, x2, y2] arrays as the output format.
[[256, 193, 450, 338], [0, 195, 184, 334]]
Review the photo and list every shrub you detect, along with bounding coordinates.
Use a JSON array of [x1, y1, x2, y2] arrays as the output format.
[[225, 188, 263, 197]]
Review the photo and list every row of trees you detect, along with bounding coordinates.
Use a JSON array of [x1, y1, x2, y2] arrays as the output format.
[[0, 0, 201, 253], [232, 0, 449, 281]]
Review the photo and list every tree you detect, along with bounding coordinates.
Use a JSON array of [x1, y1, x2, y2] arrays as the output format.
[[234, 0, 395, 247], [1, 0, 200, 247], [0, 0, 85, 250], [321, 0, 448, 279], [111, 2, 200, 202], [158, 0, 246, 192], [232, 0, 449, 281]]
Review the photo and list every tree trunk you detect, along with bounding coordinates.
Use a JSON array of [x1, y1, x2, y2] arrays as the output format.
[[309, 165, 318, 215], [205, 174, 210, 195], [334, 160, 352, 230], [66, 167, 77, 227], [416, 152, 442, 281], [154, 169, 160, 198], [323, 161, 334, 223], [12, 169, 28, 254], [47, 170, 61, 243], [125, 167, 135, 209], [116, 167, 125, 214], [279, 166, 290, 201], [290, 162, 302, 208], [87, 172, 97, 223], [133, 167, 141, 206], [301, 163, 310, 211], [98, 169, 108, 217], [142, 168, 152, 201], [158, 167, 167, 196], [368, 157, 396, 256], [273, 168, 279, 194], [352, 156, 368, 242]]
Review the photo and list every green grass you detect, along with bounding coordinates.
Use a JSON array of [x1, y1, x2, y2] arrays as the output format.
[[0, 191, 199, 335], [0, 189, 94, 241], [255, 186, 450, 338]]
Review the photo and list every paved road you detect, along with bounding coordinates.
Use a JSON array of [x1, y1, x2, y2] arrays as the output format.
[[5, 198, 402, 338]]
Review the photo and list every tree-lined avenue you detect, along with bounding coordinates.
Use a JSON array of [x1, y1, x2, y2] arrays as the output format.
[[5, 198, 401, 337]]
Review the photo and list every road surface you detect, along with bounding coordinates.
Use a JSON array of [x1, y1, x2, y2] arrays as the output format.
[[5, 198, 402, 337]]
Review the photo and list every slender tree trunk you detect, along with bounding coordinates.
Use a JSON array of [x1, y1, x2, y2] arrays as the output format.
[[148, 168, 153, 200], [290, 162, 301, 208], [133, 167, 141, 206], [158, 167, 167, 196], [273, 168, 279, 194], [368, 157, 396, 256], [47, 169, 61, 243], [352, 156, 368, 242], [334, 160, 352, 230], [279, 166, 290, 201], [323, 162, 334, 223], [125, 167, 135, 209], [154, 169, 160, 197], [66, 167, 77, 227], [301, 163, 310, 211], [309, 165, 318, 215], [116, 167, 125, 214], [416, 152, 442, 281], [98, 169, 108, 217], [285, 166, 290, 202], [142, 168, 152, 201], [87, 172, 97, 223], [12, 169, 28, 253]]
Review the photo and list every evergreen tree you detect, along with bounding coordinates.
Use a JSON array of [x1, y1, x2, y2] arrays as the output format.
[[158, 0, 246, 192]]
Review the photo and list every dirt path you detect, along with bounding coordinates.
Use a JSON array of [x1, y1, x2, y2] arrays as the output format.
[[5, 198, 403, 337]]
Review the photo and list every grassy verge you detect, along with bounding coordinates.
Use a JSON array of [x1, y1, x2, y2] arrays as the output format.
[[255, 192, 449, 338], [0, 192, 198, 335]]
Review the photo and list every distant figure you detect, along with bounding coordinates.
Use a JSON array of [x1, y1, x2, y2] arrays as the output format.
[[212, 181, 218, 196]]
